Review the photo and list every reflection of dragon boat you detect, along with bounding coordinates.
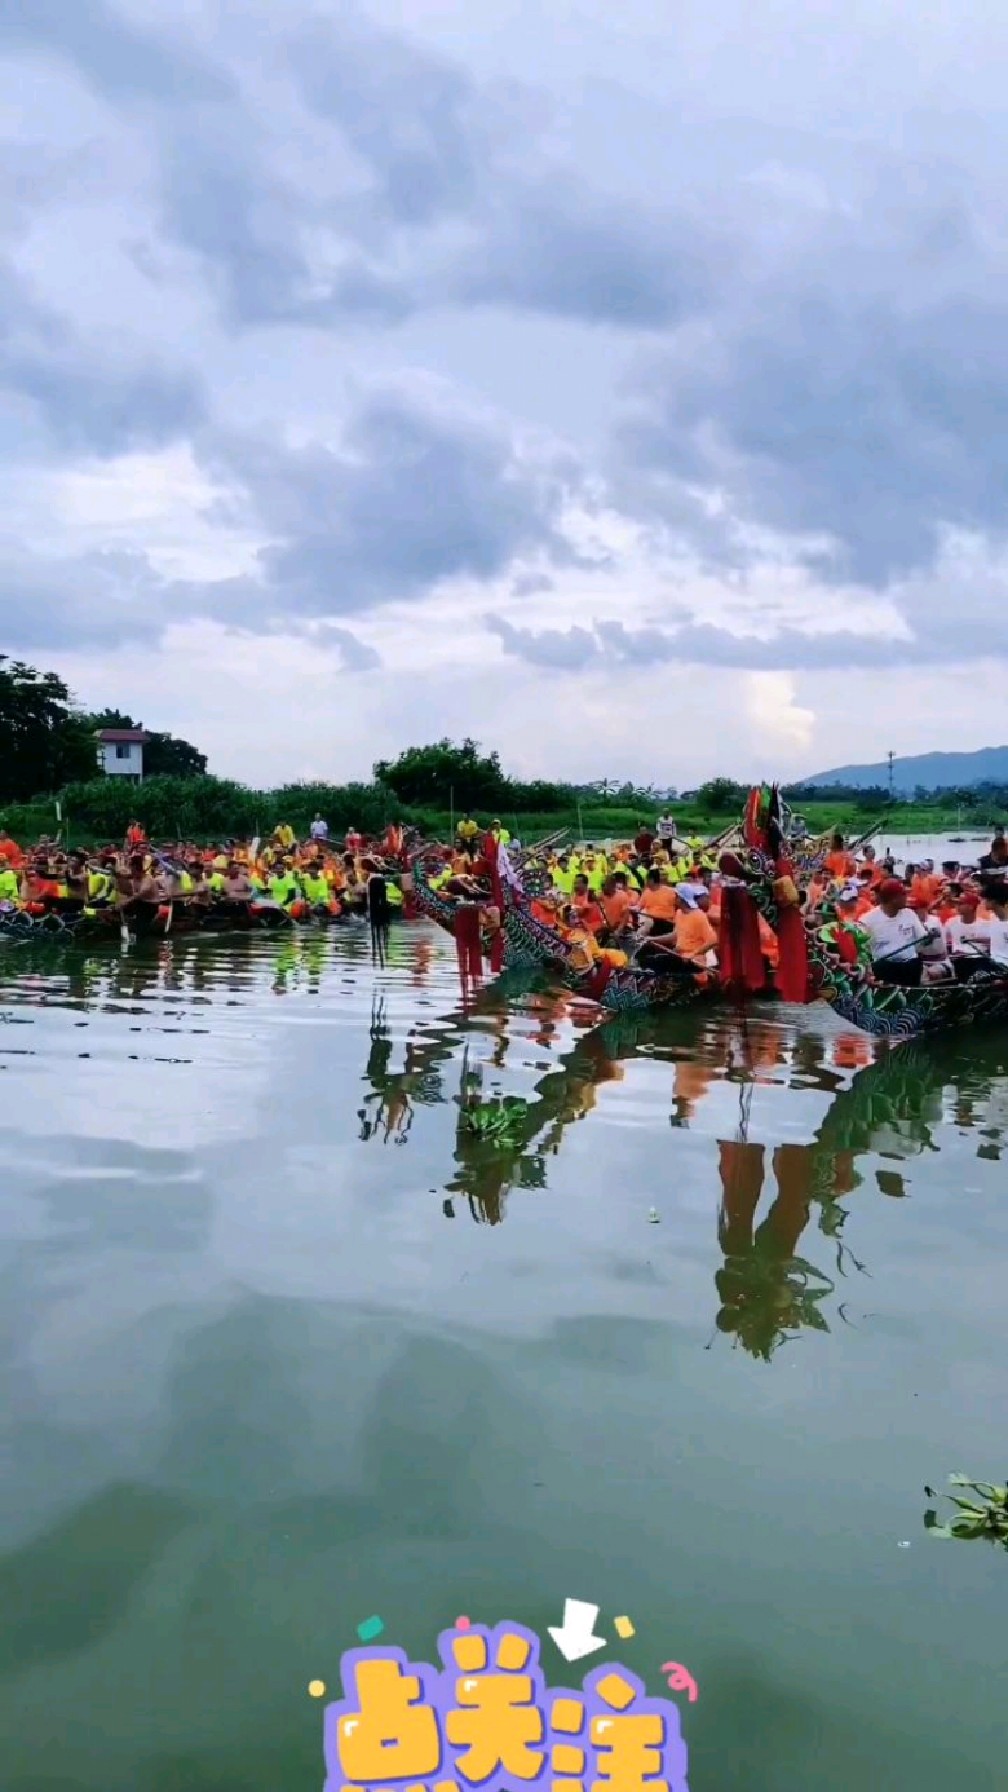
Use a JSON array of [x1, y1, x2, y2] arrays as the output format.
[[714, 1042, 956, 1358]]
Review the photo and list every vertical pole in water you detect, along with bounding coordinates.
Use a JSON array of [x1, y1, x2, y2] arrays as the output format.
[[450, 785, 455, 845]]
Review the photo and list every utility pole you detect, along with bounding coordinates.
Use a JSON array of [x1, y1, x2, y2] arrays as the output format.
[[887, 750, 895, 803]]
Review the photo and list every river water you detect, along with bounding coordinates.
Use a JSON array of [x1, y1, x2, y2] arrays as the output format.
[[1, 920, 1006, 1790]]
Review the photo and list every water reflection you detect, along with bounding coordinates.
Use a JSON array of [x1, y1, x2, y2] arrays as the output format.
[[4, 927, 1008, 1360], [350, 952, 1008, 1356]]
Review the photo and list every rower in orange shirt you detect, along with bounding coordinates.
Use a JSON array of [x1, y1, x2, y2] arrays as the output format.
[[908, 862, 941, 913], [638, 869, 678, 933], [824, 832, 856, 880], [673, 901, 719, 966], [599, 874, 635, 937], [571, 874, 605, 936]]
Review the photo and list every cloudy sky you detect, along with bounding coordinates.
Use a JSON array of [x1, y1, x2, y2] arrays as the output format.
[[4, 0, 1006, 788]]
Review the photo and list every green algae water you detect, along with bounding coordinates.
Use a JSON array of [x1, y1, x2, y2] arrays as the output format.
[[1, 921, 1006, 1790]]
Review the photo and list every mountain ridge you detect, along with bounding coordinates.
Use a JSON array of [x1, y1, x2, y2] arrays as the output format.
[[801, 746, 1008, 792]]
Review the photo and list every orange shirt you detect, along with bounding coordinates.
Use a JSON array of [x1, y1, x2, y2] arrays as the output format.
[[0, 835, 24, 869], [640, 884, 678, 923], [909, 874, 941, 911], [674, 909, 718, 961], [600, 890, 633, 931], [573, 897, 605, 935], [825, 850, 855, 879]]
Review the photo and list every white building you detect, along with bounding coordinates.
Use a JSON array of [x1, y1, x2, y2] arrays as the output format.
[[96, 728, 148, 780]]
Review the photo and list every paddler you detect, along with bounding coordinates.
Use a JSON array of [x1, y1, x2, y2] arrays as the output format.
[[559, 904, 629, 972], [0, 859, 22, 904], [301, 861, 337, 914], [637, 867, 678, 935], [269, 859, 300, 907]]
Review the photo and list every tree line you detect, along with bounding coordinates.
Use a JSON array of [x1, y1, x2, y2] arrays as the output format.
[[0, 656, 207, 804], [4, 652, 1008, 836]]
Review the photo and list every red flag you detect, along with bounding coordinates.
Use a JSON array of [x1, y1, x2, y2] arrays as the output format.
[[718, 885, 765, 992], [774, 905, 810, 1001]]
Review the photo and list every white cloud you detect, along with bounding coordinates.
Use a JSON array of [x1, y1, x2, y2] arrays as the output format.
[[3, 0, 1008, 784], [744, 672, 815, 757]]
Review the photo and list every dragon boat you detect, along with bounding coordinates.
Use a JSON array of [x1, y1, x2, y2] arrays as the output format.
[[414, 825, 746, 1013], [720, 786, 1008, 1041], [0, 845, 411, 949], [498, 874, 716, 1013], [0, 897, 342, 946]]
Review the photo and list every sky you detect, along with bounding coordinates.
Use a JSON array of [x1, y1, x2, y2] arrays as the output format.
[[4, 0, 1008, 790]]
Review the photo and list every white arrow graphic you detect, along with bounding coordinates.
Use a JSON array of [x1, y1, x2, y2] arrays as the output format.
[[548, 1598, 607, 1662]]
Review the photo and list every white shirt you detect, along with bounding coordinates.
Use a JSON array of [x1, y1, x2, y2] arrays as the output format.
[[310, 819, 328, 840], [657, 815, 678, 840], [945, 915, 989, 955], [968, 916, 1008, 964], [860, 904, 927, 963]]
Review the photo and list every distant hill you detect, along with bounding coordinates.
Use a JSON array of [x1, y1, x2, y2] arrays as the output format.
[[803, 746, 1008, 794]]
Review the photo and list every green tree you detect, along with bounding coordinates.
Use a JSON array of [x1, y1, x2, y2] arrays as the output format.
[[374, 738, 511, 809], [144, 732, 208, 778], [0, 656, 98, 801], [697, 776, 748, 813]]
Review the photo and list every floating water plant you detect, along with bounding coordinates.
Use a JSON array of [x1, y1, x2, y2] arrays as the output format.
[[459, 1096, 532, 1148], [924, 1476, 1008, 1547]]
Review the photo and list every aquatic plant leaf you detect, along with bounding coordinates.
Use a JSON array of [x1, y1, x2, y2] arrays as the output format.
[[924, 1472, 1008, 1548]]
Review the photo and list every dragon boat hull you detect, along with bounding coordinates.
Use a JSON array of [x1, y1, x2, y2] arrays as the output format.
[[0, 900, 357, 946], [501, 892, 714, 1013]]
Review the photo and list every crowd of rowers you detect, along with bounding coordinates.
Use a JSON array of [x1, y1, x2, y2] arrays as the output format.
[[0, 816, 408, 922], [432, 826, 746, 978], [431, 821, 1008, 986]]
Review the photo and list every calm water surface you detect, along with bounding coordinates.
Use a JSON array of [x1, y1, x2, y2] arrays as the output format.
[[1, 921, 1006, 1790]]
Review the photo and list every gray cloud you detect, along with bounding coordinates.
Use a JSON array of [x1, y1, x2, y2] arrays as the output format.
[[0, 259, 205, 455], [0, 544, 384, 665], [3, 381, 571, 651], [621, 279, 1008, 587], [204, 387, 578, 617], [486, 614, 599, 670], [485, 613, 992, 672], [304, 623, 382, 672], [4, 0, 1008, 700], [0, 0, 231, 102], [0, 548, 168, 651], [290, 15, 482, 229], [150, 10, 725, 332]]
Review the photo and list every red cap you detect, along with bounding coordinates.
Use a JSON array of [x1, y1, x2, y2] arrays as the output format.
[[878, 877, 906, 903]]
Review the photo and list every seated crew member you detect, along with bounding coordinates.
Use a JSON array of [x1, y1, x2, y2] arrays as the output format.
[[859, 878, 940, 986], [637, 868, 678, 935]]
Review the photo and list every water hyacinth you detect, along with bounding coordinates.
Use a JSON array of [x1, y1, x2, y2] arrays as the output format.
[[924, 1476, 1008, 1547], [459, 1096, 532, 1147]]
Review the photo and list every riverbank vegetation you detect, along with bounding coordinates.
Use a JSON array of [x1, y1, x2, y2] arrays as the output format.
[[2, 771, 1005, 848], [2, 655, 1008, 843]]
